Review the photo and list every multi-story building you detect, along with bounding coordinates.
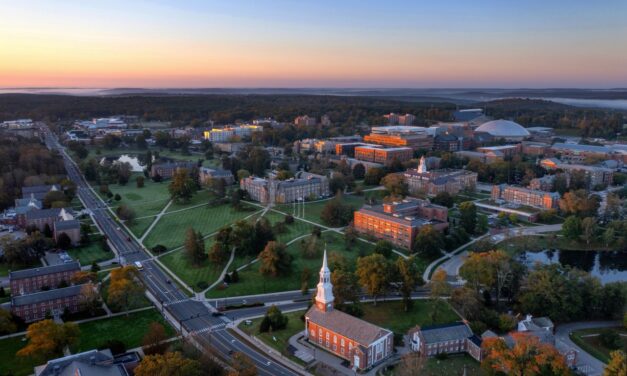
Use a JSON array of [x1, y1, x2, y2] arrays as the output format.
[[476, 144, 522, 159], [491, 184, 560, 209], [202, 125, 262, 142], [24, 208, 81, 245], [335, 142, 377, 157], [321, 114, 332, 126], [408, 322, 482, 361], [150, 161, 196, 179], [305, 251, 394, 371], [528, 174, 557, 192], [1, 119, 34, 129], [404, 157, 477, 196], [383, 113, 415, 126], [75, 117, 127, 131], [354, 146, 413, 164], [9, 261, 81, 295], [11, 284, 87, 323], [294, 115, 317, 126], [354, 198, 448, 250], [34, 349, 133, 376], [14, 195, 42, 227], [521, 141, 550, 156], [199, 167, 234, 186], [294, 136, 362, 154], [540, 158, 614, 187], [364, 126, 434, 151], [22, 184, 61, 201], [240, 173, 330, 204]]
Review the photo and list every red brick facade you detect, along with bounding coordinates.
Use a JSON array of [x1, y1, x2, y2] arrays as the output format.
[[10, 265, 80, 295]]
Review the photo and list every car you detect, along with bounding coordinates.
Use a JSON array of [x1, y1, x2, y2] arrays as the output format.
[[166, 279, 172, 284], [134, 261, 144, 270], [116, 227, 121, 231], [211, 312, 224, 317], [127, 237, 131, 242]]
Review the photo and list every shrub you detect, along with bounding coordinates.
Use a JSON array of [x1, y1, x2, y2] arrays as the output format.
[[196, 281, 208, 290], [151, 245, 167, 254], [599, 329, 621, 350], [284, 214, 294, 224], [99, 339, 126, 355]]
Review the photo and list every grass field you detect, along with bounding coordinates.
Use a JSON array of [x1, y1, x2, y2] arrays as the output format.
[[360, 300, 460, 335], [67, 237, 114, 265], [100, 279, 151, 312], [158, 245, 233, 292], [496, 234, 624, 253], [0, 336, 38, 376], [570, 327, 627, 363], [71, 308, 175, 353], [143, 203, 259, 249], [102, 175, 171, 219], [165, 189, 216, 212], [206, 231, 376, 298], [238, 310, 305, 356], [127, 217, 157, 238], [262, 210, 316, 244]]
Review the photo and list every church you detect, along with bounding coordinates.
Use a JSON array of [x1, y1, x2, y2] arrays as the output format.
[[304, 251, 394, 371], [403, 156, 478, 196]]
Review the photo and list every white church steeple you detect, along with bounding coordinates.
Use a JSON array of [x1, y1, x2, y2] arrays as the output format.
[[315, 248, 334, 312], [417, 156, 427, 174]]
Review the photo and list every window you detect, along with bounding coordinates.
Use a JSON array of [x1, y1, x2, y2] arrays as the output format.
[[333, 335, 337, 343], [326, 332, 329, 340], [341, 338, 345, 346]]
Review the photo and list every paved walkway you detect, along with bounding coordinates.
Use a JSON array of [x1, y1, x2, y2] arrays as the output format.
[[555, 320, 619, 376], [139, 199, 173, 242]]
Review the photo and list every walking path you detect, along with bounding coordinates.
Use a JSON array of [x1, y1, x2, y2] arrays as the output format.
[[139, 199, 173, 242], [201, 247, 236, 295], [555, 320, 619, 376]]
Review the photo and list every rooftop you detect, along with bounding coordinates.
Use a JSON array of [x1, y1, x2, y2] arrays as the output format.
[[418, 322, 473, 344], [12, 284, 86, 307], [306, 306, 392, 346], [9, 261, 81, 280]]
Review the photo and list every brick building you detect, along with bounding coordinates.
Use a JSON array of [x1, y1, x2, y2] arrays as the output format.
[[408, 322, 482, 361], [476, 144, 522, 159], [383, 113, 415, 126], [21, 184, 61, 201], [404, 157, 477, 196], [11, 284, 87, 323], [364, 126, 433, 151], [10, 261, 81, 295], [294, 115, 317, 126], [240, 173, 330, 204], [353, 198, 448, 250], [24, 207, 81, 245], [491, 184, 560, 209], [150, 161, 196, 179], [521, 141, 550, 156], [305, 251, 394, 371], [199, 167, 235, 186], [354, 146, 413, 164], [540, 158, 614, 187]]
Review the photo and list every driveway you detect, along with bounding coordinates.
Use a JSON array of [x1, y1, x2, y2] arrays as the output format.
[[555, 320, 619, 376]]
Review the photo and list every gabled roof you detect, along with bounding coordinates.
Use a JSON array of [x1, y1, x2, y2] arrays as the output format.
[[54, 219, 81, 231], [12, 284, 86, 306], [25, 208, 62, 221], [418, 322, 473, 344], [9, 261, 81, 280], [306, 306, 392, 346]]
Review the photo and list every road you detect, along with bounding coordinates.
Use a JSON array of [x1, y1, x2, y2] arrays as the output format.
[[43, 127, 300, 376], [555, 321, 618, 376]]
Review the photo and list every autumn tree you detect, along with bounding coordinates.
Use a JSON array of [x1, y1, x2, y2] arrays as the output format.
[[17, 320, 80, 362], [79, 283, 101, 315], [228, 352, 257, 376], [395, 352, 427, 376], [107, 266, 145, 313], [381, 173, 408, 198], [142, 322, 169, 355], [364, 167, 386, 186], [184, 228, 206, 265], [331, 269, 360, 306], [481, 333, 569, 376], [168, 168, 196, 203], [412, 225, 443, 257], [135, 351, 202, 376], [450, 287, 482, 320], [259, 241, 292, 277], [604, 350, 627, 376], [356, 253, 390, 305], [71, 270, 97, 284], [320, 193, 354, 227], [208, 241, 230, 264], [559, 189, 600, 217], [459, 201, 477, 235], [397, 256, 419, 311], [0, 308, 17, 334]]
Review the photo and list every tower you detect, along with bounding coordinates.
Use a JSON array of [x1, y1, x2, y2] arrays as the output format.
[[417, 156, 427, 174], [314, 249, 334, 312]]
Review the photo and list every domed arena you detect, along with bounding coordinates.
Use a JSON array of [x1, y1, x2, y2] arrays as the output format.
[[475, 119, 531, 141]]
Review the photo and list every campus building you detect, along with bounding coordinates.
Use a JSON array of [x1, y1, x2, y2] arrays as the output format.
[[150, 161, 196, 179], [24, 207, 81, 246], [294, 115, 317, 126], [540, 158, 614, 187], [383, 113, 416, 126], [199, 167, 235, 186], [354, 145, 413, 164], [353, 198, 448, 250], [22, 184, 61, 201], [364, 126, 434, 151], [11, 284, 88, 323], [305, 251, 394, 371], [476, 144, 522, 159], [9, 261, 81, 295], [404, 156, 477, 196], [34, 349, 134, 376], [491, 184, 560, 209], [408, 322, 482, 361], [240, 173, 330, 204], [202, 125, 262, 142]]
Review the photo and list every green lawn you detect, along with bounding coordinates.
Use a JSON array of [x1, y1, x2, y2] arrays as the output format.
[[99, 175, 171, 219], [159, 246, 229, 292], [263, 211, 315, 244], [206, 231, 376, 298], [166, 189, 216, 212], [100, 279, 151, 312], [67, 238, 114, 265], [143, 203, 259, 249], [360, 300, 460, 335], [0, 262, 8, 277], [71, 308, 175, 353], [422, 354, 483, 375], [238, 310, 305, 356], [127, 217, 157, 238], [570, 327, 627, 364], [496, 234, 624, 253], [0, 336, 39, 376]]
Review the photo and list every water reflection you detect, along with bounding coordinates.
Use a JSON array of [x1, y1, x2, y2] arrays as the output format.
[[518, 250, 627, 284], [100, 154, 145, 172]]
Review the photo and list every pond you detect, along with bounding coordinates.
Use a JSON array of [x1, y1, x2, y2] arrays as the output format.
[[517, 250, 627, 284], [100, 154, 146, 172]]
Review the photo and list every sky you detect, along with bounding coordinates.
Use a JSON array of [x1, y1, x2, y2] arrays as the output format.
[[1, 0, 626, 88]]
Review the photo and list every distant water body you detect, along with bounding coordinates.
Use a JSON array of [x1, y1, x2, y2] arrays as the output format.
[[538, 97, 627, 110]]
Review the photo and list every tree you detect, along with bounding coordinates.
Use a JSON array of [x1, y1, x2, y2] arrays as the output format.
[[353, 163, 365, 179], [450, 287, 482, 321], [136, 175, 145, 188], [259, 241, 292, 277], [374, 240, 393, 258], [581, 217, 598, 245], [17, 320, 80, 362], [331, 269, 360, 306], [43, 190, 68, 209], [559, 189, 600, 217], [395, 352, 427, 376], [265, 305, 288, 331], [356, 253, 389, 305], [135, 351, 202, 376], [320, 194, 354, 227], [117, 162, 132, 185], [459, 250, 512, 308], [114, 193, 122, 201], [300, 267, 311, 294], [561, 216, 581, 240], [0, 308, 17, 334], [328, 174, 347, 194], [381, 173, 408, 197], [459, 201, 477, 234], [343, 225, 358, 248], [413, 225, 443, 257], [236, 169, 250, 181], [431, 191, 454, 208], [364, 167, 386, 186], [184, 228, 206, 266], [604, 350, 627, 376], [116, 204, 136, 223], [602, 227, 616, 247], [78, 283, 101, 315], [107, 266, 145, 312], [397, 256, 419, 311], [142, 322, 169, 355], [208, 241, 230, 264], [169, 168, 196, 203], [228, 352, 257, 376], [71, 271, 97, 284], [481, 333, 569, 376]]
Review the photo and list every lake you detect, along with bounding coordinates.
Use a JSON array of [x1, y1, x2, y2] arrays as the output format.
[[100, 154, 146, 172], [517, 250, 627, 284]]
